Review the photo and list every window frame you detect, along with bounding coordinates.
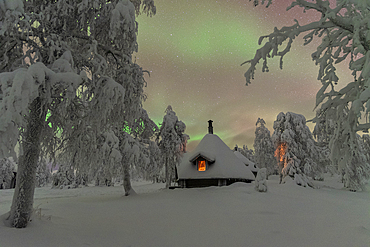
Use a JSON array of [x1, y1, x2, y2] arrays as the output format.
[[197, 159, 207, 171]]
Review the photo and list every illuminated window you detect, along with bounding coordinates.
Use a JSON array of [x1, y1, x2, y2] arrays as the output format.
[[198, 160, 206, 171]]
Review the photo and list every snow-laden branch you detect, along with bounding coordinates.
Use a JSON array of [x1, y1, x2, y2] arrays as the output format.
[[0, 62, 85, 159], [249, 0, 272, 7], [242, 20, 335, 85]]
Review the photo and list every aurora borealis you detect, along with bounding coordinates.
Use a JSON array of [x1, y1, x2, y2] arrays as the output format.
[[134, 0, 352, 151]]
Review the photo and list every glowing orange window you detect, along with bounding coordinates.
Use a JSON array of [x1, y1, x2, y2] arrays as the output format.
[[198, 160, 206, 171]]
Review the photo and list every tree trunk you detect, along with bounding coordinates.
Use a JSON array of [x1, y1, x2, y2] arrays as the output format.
[[278, 161, 284, 184], [6, 97, 45, 228], [165, 155, 171, 188], [122, 161, 135, 196]]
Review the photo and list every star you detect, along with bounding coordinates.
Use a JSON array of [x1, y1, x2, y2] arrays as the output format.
[[135, 0, 351, 151]]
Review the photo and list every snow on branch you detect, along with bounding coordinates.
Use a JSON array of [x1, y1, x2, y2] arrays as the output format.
[[242, 19, 335, 85], [101, 130, 122, 165], [110, 0, 138, 55], [0, 0, 24, 15], [249, 0, 272, 8], [0, 62, 86, 159], [88, 76, 126, 130], [131, 0, 156, 16]]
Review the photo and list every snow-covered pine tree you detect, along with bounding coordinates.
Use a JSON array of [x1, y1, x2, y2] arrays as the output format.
[[0, 0, 155, 227], [272, 112, 320, 186], [245, 0, 370, 190], [253, 118, 275, 176], [0, 157, 16, 189], [157, 106, 189, 188]]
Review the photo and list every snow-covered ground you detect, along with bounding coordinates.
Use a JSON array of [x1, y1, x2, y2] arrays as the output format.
[[1, 175, 369, 247]]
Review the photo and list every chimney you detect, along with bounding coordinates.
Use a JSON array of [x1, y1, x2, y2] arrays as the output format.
[[208, 120, 213, 134]]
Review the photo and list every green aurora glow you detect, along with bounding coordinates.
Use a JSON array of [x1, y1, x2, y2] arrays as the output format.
[[135, 0, 352, 151]]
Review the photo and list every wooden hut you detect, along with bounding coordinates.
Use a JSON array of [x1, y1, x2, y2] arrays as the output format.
[[177, 121, 255, 188]]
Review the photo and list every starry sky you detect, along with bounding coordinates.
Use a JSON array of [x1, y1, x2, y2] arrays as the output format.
[[134, 0, 352, 152]]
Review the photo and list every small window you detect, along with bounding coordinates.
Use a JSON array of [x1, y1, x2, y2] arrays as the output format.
[[198, 160, 206, 171]]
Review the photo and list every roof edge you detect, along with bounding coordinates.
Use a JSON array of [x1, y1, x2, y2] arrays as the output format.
[[189, 151, 215, 163]]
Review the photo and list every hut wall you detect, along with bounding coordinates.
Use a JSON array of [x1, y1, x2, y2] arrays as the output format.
[[179, 178, 252, 188]]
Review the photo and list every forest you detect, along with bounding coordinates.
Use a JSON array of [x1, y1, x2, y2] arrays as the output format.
[[0, 2, 369, 245]]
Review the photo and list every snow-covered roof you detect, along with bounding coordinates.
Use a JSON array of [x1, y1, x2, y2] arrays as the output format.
[[234, 151, 259, 172], [188, 151, 215, 163], [178, 134, 255, 180]]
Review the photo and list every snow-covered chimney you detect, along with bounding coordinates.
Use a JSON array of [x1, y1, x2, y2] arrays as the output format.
[[208, 120, 213, 134]]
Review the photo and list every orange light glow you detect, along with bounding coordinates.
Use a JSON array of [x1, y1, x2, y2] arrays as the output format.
[[198, 160, 206, 171], [274, 142, 287, 163]]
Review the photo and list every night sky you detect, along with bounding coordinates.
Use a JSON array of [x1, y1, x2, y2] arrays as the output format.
[[134, 0, 352, 152]]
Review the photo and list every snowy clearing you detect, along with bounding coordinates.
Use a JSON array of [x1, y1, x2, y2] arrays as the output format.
[[1, 175, 369, 247]]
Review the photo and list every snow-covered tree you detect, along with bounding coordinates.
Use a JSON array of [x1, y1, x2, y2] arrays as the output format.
[[93, 130, 122, 186], [255, 168, 267, 192], [0, 0, 155, 227], [235, 145, 255, 163], [86, 108, 158, 192], [120, 132, 150, 195], [253, 118, 275, 176], [313, 108, 335, 146], [117, 108, 158, 194], [327, 104, 370, 190], [361, 134, 370, 163], [245, 0, 370, 190], [124, 108, 160, 182], [52, 163, 75, 189], [339, 134, 370, 190], [312, 108, 336, 175], [157, 106, 189, 188], [74, 171, 88, 187], [272, 112, 320, 186], [145, 141, 162, 182], [0, 157, 16, 189]]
